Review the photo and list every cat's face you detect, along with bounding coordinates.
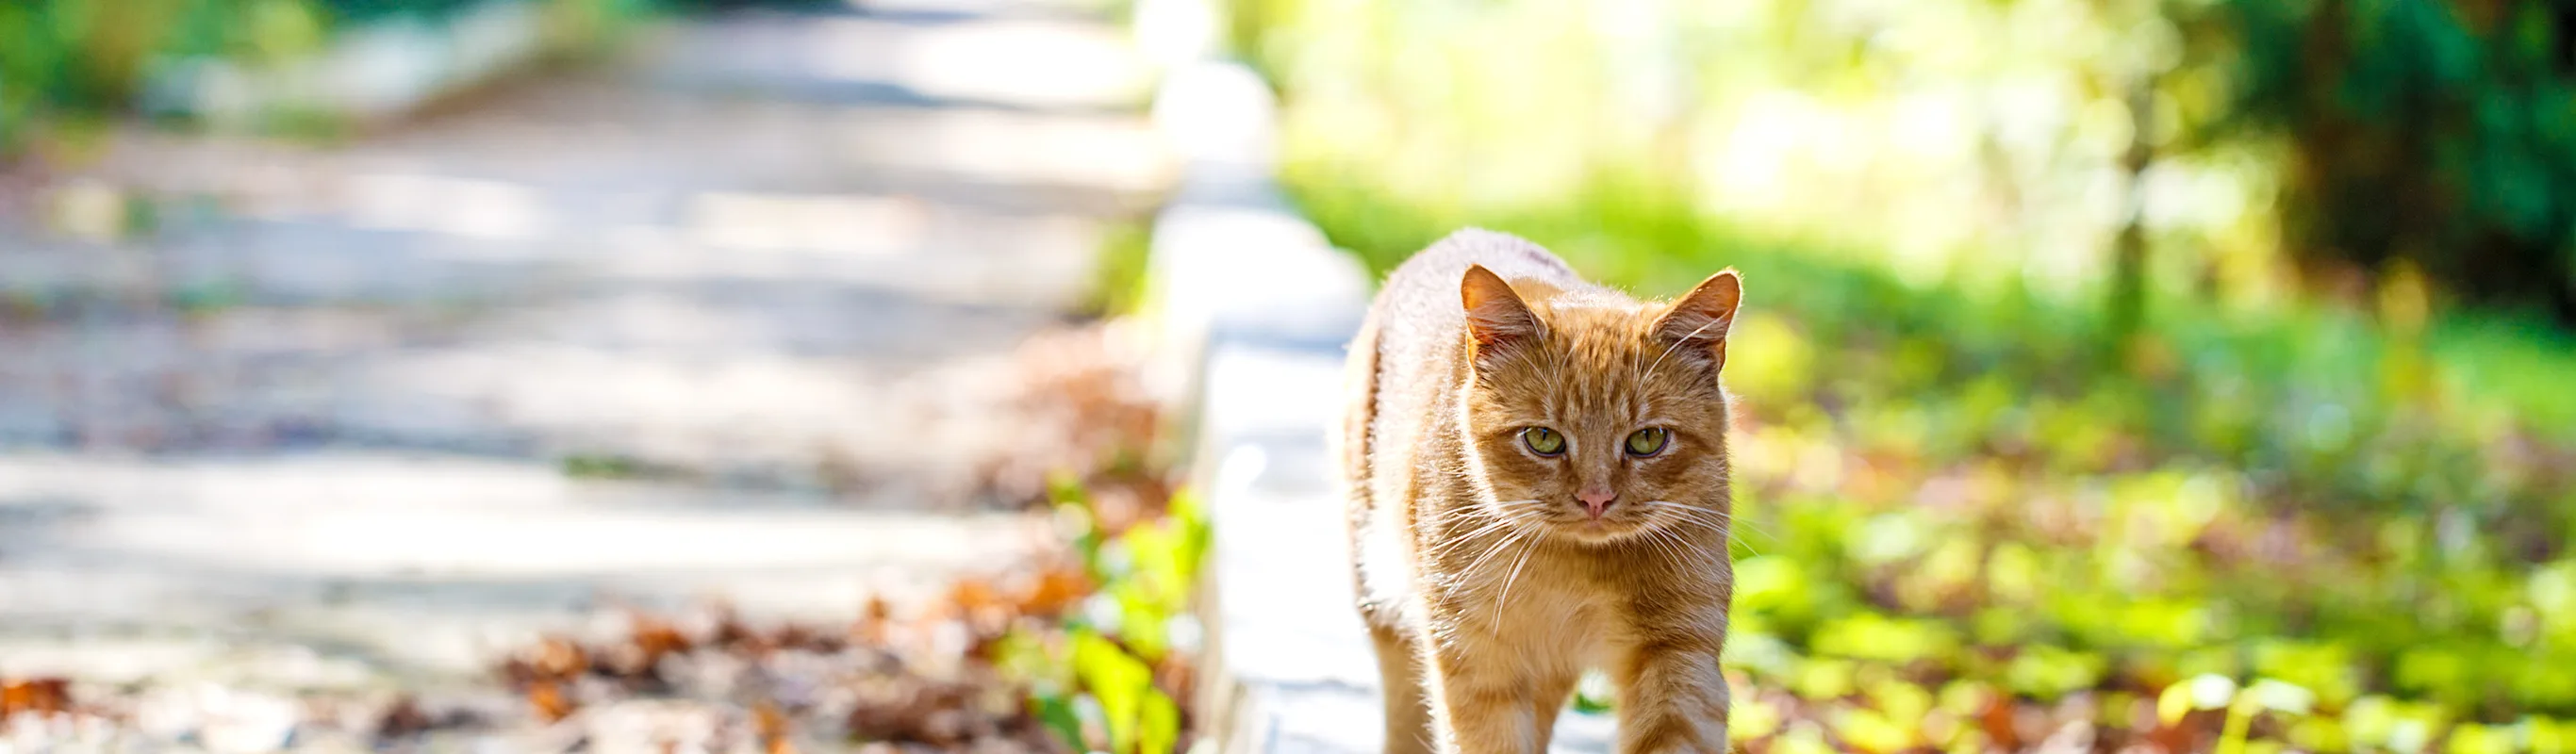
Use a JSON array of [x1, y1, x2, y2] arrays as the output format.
[[1458, 266, 1740, 546]]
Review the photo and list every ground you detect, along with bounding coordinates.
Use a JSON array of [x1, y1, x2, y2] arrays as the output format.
[[0, 1, 1170, 748]]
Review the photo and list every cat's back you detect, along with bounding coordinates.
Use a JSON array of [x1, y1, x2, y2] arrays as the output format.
[[1368, 229, 1579, 370]]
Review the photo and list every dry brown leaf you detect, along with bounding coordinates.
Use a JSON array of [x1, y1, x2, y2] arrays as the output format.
[[1016, 565, 1092, 618], [531, 637, 587, 680], [526, 680, 577, 723], [1977, 690, 2018, 751], [948, 578, 1016, 635], [755, 700, 794, 754], [773, 623, 842, 654], [375, 695, 433, 739], [852, 595, 895, 647], [632, 615, 691, 660], [603, 614, 694, 680], [0, 678, 71, 718], [710, 607, 781, 658], [848, 680, 983, 746]]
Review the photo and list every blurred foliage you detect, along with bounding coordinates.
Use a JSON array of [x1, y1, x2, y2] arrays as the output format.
[[0, 0, 651, 157], [1081, 220, 1160, 320], [1005, 473, 1205, 753], [1236, 0, 2576, 748], [319, 0, 519, 21], [2197, 0, 2576, 321], [1233, 0, 2576, 326]]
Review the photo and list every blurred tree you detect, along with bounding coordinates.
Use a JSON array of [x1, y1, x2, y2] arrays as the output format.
[[0, 0, 654, 160], [2102, 0, 2183, 349], [0, 0, 171, 114], [2111, 76, 2158, 348], [2203, 0, 2576, 322], [316, 0, 485, 22], [653, 0, 837, 8]]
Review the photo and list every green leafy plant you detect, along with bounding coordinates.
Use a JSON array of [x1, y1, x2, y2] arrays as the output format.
[[1026, 477, 1205, 753]]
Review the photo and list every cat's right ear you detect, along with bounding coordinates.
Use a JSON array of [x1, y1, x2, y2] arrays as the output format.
[[1657, 269, 1742, 371], [1461, 265, 1539, 350]]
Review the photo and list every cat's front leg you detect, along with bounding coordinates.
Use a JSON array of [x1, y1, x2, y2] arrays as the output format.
[[1371, 623, 1437, 754], [1610, 633, 1730, 753], [1419, 630, 1545, 754]]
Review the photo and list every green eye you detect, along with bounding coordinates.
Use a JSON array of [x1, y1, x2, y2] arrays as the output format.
[[1521, 427, 1566, 456], [1626, 428, 1670, 457]]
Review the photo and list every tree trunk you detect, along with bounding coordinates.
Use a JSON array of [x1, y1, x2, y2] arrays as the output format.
[[2108, 76, 2155, 349]]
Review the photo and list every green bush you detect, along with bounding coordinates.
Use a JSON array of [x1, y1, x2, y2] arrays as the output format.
[[2, 0, 331, 119], [0, 0, 654, 157], [2202, 0, 2576, 321]]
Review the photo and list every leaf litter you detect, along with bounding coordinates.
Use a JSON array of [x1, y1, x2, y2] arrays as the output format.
[[1, 321, 1198, 753]]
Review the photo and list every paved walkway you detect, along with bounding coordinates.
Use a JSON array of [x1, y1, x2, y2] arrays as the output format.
[[0, 0, 1168, 695]]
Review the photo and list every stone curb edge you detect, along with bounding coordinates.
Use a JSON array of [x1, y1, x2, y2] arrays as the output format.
[[1128, 5, 1624, 748], [1127, 2, 1381, 750], [141, 0, 604, 128]]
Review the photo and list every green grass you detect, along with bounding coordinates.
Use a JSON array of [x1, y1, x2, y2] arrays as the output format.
[[1078, 220, 1157, 320], [559, 452, 677, 480]]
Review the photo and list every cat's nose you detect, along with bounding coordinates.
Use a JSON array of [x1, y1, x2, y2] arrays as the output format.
[[1577, 488, 1617, 518]]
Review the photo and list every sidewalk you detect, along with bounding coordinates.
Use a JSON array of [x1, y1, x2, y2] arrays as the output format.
[[0, 0, 1168, 703]]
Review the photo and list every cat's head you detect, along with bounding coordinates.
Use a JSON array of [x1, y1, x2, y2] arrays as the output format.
[[1456, 265, 1741, 546]]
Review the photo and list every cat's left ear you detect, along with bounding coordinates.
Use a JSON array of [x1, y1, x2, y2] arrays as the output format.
[[1461, 265, 1541, 349], [1657, 269, 1742, 372]]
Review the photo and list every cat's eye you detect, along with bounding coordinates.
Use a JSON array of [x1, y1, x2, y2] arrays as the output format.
[[1626, 428, 1671, 457], [1521, 427, 1566, 456]]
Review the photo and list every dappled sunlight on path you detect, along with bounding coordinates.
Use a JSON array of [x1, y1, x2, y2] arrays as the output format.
[[0, 0, 1172, 723]]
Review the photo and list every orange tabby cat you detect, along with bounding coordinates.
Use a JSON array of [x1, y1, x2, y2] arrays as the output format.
[[1338, 229, 1740, 754]]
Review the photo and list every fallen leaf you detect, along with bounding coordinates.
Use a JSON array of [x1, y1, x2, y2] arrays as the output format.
[[375, 695, 433, 738], [0, 678, 71, 718], [527, 680, 577, 723], [755, 700, 794, 754], [853, 595, 895, 646], [1017, 565, 1093, 618]]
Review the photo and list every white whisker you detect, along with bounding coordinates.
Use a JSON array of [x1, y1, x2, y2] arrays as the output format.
[[1636, 500, 1753, 557], [1461, 524, 1531, 578], [1653, 527, 1709, 569], [1726, 515, 1777, 547], [1497, 536, 1542, 607], [1630, 525, 1689, 567], [1430, 506, 1538, 556]]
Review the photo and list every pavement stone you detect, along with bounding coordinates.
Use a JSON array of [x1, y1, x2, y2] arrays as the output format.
[[0, 0, 1167, 695]]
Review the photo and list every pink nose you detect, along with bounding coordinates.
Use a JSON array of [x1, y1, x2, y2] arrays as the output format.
[[1577, 488, 1617, 518]]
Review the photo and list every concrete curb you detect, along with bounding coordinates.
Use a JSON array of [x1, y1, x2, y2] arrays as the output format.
[[140, 0, 581, 127], [1133, 18, 1383, 748], [1144, 60, 1377, 749], [1148, 0, 1627, 741], [1133, 9, 1617, 754]]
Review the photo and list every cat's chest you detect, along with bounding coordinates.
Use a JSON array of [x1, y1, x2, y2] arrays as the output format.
[[1453, 555, 1613, 638], [1478, 581, 1613, 668]]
